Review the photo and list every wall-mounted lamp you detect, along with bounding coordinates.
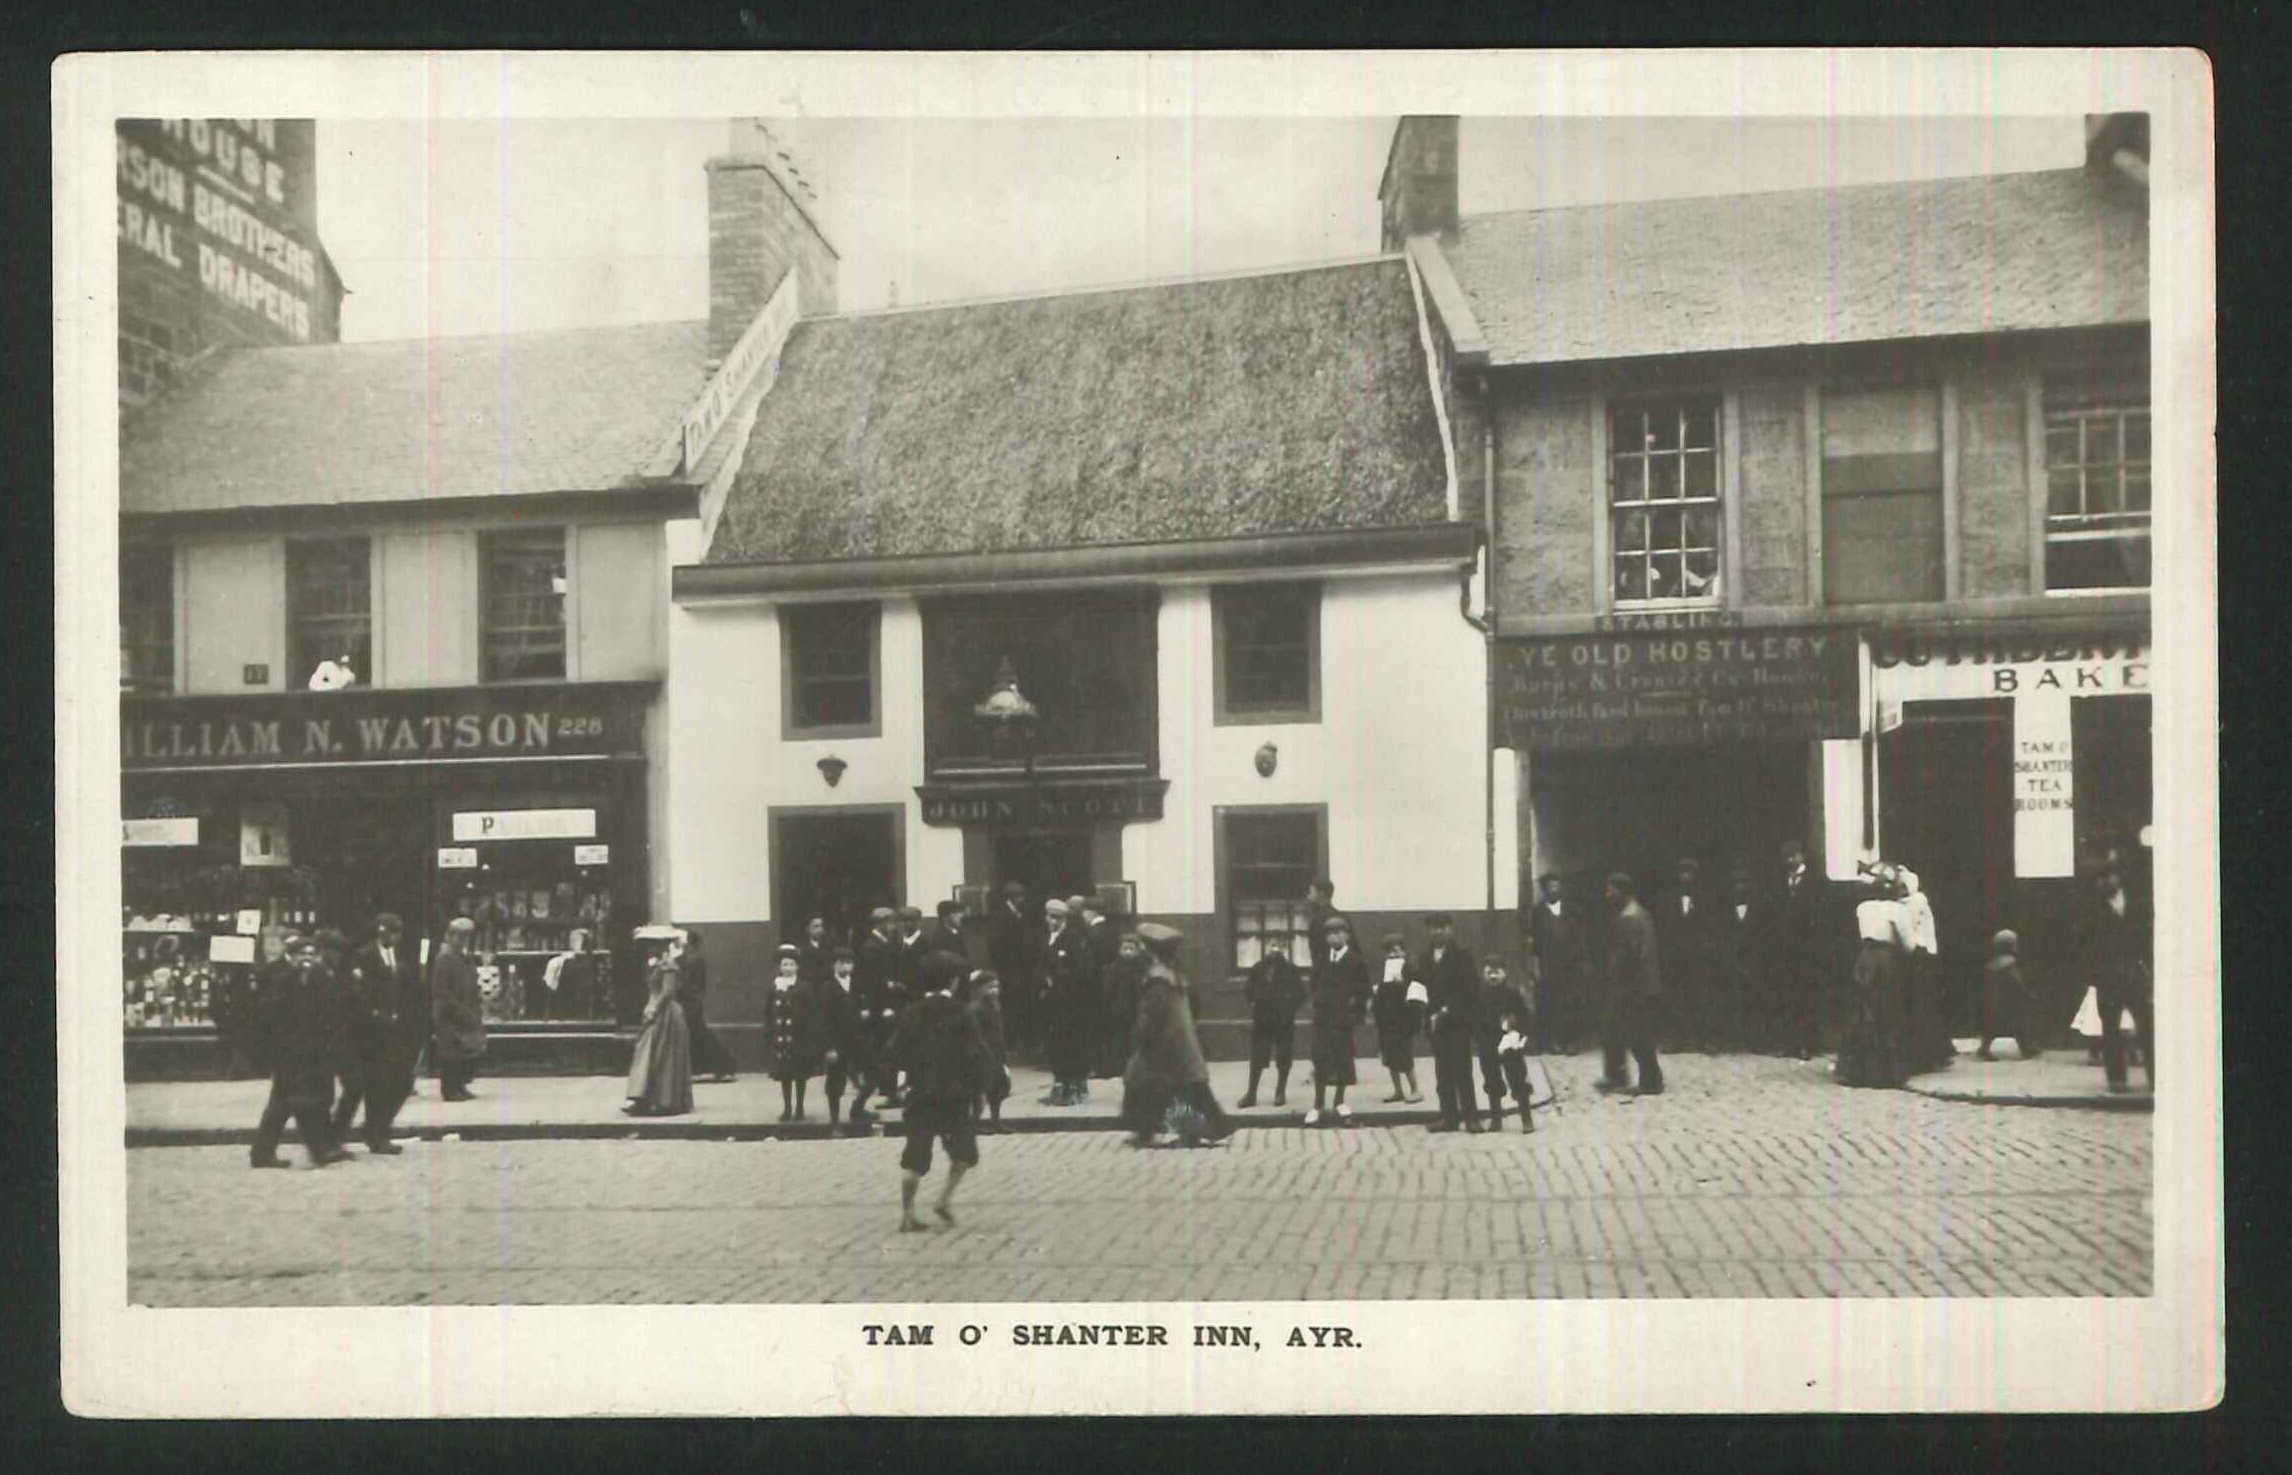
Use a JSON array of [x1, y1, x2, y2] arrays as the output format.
[[817, 755, 847, 788], [1254, 741, 1279, 779]]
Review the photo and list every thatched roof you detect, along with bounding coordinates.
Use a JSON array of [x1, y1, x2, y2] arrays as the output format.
[[705, 257, 1451, 564], [1446, 166, 2147, 368]]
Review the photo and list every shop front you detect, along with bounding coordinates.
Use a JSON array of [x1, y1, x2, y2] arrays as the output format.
[[120, 682, 657, 1078], [1869, 620, 2151, 1034]]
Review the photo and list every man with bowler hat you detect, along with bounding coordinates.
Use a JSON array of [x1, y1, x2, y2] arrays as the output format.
[[1598, 871, 1666, 1096], [329, 912, 418, 1153], [1414, 912, 1485, 1133]]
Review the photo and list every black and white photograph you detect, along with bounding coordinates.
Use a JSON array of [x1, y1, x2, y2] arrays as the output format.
[[57, 51, 2217, 1415]]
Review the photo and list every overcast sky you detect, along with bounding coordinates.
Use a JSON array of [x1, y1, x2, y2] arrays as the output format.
[[317, 116, 2084, 344]]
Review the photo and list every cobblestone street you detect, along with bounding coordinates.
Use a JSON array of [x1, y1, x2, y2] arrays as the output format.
[[126, 1057, 2151, 1305]]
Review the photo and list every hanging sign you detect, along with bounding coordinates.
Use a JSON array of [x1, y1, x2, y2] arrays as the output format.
[[436, 847, 479, 870], [122, 816, 199, 847], [208, 934, 256, 965], [239, 801, 290, 867], [573, 843, 611, 866], [452, 808, 597, 842]]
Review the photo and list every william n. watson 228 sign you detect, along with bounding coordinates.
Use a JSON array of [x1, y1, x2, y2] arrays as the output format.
[[120, 684, 651, 769], [1499, 628, 1858, 751]]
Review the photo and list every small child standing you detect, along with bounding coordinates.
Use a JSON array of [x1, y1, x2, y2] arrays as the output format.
[[766, 944, 822, 1120], [1977, 929, 2041, 1062], [963, 969, 1012, 1129], [1495, 1005, 1536, 1134], [1371, 932, 1425, 1104]]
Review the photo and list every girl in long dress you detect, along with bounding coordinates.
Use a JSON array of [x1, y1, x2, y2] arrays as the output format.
[[624, 939, 694, 1116], [1836, 866, 1911, 1089]]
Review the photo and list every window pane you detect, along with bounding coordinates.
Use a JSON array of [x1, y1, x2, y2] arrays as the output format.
[[2125, 413, 2150, 463], [2049, 469, 2085, 517], [2047, 533, 2151, 591], [1219, 584, 1316, 715], [1614, 557, 1647, 603], [1614, 456, 1645, 503], [1684, 505, 1718, 550], [1683, 549, 1720, 600], [2043, 379, 2150, 592], [1616, 509, 1648, 552], [483, 529, 566, 682], [2124, 468, 2150, 513], [1647, 552, 1683, 600], [1683, 404, 1717, 449], [1684, 449, 1717, 500], [1649, 455, 1680, 501], [287, 538, 372, 688], [2046, 425, 2082, 467], [788, 603, 878, 729], [1824, 490, 1944, 603], [1651, 506, 1682, 551], [1647, 409, 1680, 452], [120, 545, 173, 693]]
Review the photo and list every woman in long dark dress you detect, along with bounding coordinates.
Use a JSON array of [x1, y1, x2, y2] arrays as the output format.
[[624, 937, 694, 1116], [1836, 866, 1911, 1089], [765, 944, 823, 1120], [1306, 916, 1371, 1126], [1121, 924, 1231, 1148]]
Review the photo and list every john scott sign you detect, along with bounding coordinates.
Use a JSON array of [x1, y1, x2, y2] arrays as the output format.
[[121, 684, 651, 769], [1499, 628, 1858, 751]]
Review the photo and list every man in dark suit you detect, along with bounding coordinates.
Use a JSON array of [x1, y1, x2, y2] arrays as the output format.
[[1598, 871, 1666, 1096], [1038, 898, 1098, 1105], [1766, 840, 1826, 1058], [928, 900, 972, 967], [816, 946, 866, 1128], [1414, 912, 1485, 1133], [250, 933, 353, 1169], [984, 882, 1038, 1058], [1528, 873, 1587, 1053], [1079, 897, 1125, 1078], [852, 907, 907, 1116], [1305, 878, 1337, 972], [328, 912, 418, 1153], [1656, 855, 1717, 1050]]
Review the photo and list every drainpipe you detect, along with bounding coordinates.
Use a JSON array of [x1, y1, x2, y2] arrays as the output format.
[[1481, 391, 1500, 952]]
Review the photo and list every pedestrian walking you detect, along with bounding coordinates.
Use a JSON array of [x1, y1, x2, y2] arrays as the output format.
[[1038, 898, 1097, 1105], [1236, 944, 1305, 1108], [962, 968, 1012, 1129], [328, 912, 417, 1154], [852, 907, 907, 1113], [1096, 922, 1145, 1081], [1898, 869, 1953, 1073], [1415, 912, 1486, 1133], [817, 946, 866, 1128], [248, 932, 353, 1169], [623, 934, 694, 1116], [1121, 923, 1231, 1148], [1528, 873, 1587, 1054], [1836, 863, 1911, 1089], [2078, 850, 2154, 1094], [1976, 929, 2042, 1062], [680, 928, 737, 1083], [984, 881, 1038, 1057], [888, 957, 995, 1232], [1595, 873, 1667, 1098], [1371, 931, 1425, 1103], [1305, 916, 1370, 1126], [1474, 955, 1531, 1120], [429, 916, 486, 1101], [765, 943, 824, 1120]]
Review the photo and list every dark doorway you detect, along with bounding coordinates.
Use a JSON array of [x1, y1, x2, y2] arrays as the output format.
[[1880, 700, 2015, 1032], [1532, 745, 1808, 902], [773, 809, 902, 951], [991, 829, 1094, 913]]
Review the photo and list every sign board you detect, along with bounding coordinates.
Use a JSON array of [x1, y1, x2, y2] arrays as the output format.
[[573, 843, 611, 866], [116, 120, 330, 344], [452, 808, 597, 843], [916, 780, 1169, 829], [122, 816, 199, 847], [1869, 629, 2149, 704], [2011, 693, 2078, 879], [239, 801, 290, 867], [208, 934, 256, 965], [1498, 628, 1858, 751], [121, 682, 652, 771], [682, 270, 798, 471], [436, 847, 479, 870], [234, 908, 263, 936]]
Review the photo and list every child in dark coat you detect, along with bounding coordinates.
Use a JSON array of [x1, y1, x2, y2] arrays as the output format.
[[1494, 1001, 1536, 1134], [1977, 929, 2041, 1062], [1371, 932, 1425, 1104], [962, 969, 1012, 1128], [765, 944, 823, 1120]]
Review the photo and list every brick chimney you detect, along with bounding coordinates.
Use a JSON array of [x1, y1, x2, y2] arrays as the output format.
[[2084, 112, 2149, 186], [1379, 115, 1459, 251], [707, 120, 840, 366]]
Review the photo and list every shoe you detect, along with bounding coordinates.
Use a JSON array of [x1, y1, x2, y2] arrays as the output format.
[[1426, 1121, 1458, 1134], [365, 1141, 404, 1156], [250, 1156, 290, 1170], [1383, 1092, 1404, 1103], [1304, 1109, 1323, 1126], [1593, 1078, 1628, 1096], [1074, 1084, 1090, 1103], [1463, 1119, 1486, 1134], [1037, 1089, 1067, 1107], [1632, 1084, 1665, 1098], [1126, 1133, 1161, 1149], [443, 1090, 476, 1102], [1335, 1105, 1353, 1126], [1272, 1090, 1287, 1108], [1237, 1091, 1258, 1109], [1404, 1091, 1423, 1104], [933, 1203, 956, 1227], [312, 1148, 354, 1167], [2107, 1081, 2131, 1095]]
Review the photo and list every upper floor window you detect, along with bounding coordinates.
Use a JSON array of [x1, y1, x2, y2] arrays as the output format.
[[2045, 375, 2151, 592], [482, 527, 567, 682], [783, 601, 880, 736], [1220, 807, 1325, 972], [1821, 386, 1945, 605], [1214, 582, 1320, 723], [286, 537, 372, 689], [119, 544, 173, 694], [1610, 397, 1722, 606]]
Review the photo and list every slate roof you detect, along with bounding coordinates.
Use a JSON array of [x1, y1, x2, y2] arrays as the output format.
[[121, 320, 712, 515], [1444, 166, 2148, 368], [705, 257, 1452, 565]]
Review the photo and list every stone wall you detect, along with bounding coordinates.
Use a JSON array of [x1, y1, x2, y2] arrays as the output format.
[[1957, 362, 2036, 598], [1492, 394, 1597, 619], [707, 154, 840, 363], [1735, 382, 1810, 607]]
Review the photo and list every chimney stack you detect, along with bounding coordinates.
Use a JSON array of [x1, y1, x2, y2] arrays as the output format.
[[1379, 116, 1459, 252], [707, 120, 840, 366], [2084, 112, 2149, 186]]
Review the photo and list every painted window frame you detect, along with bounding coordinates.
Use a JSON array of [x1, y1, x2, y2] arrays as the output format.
[[480, 526, 570, 684], [2041, 376, 2152, 594], [781, 600, 883, 740], [1213, 803, 1330, 976], [1818, 384, 1948, 607], [1606, 395, 1726, 610], [120, 541, 176, 695], [1211, 580, 1322, 726], [284, 534, 374, 689]]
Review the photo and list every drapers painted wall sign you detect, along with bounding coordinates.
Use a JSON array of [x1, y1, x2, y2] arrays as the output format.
[[1499, 629, 1858, 751], [120, 684, 652, 770], [916, 779, 1171, 828]]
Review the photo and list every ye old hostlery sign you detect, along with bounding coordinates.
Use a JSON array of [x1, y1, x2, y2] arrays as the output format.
[[1500, 628, 1858, 751], [121, 685, 649, 769]]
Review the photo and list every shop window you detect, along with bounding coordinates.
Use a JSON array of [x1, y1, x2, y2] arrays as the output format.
[[120, 543, 173, 694], [1219, 807, 1325, 972], [286, 537, 373, 689], [2044, 376, 2151, 591], [783, 602, 880, 736], [1610, 397, 1723, 606], [1214, 582, 1320, 723], [482, 528, 568, 682], [1822, 387, 1944, 605]]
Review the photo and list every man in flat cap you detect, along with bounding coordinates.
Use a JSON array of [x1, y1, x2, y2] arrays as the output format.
[[1413, 912, 1486, 1133], [851, 905, 906, 1119]]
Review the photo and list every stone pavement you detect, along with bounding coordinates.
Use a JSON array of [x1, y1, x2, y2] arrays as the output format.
[[125, 1055, 2151, 1305], [124, 1051, 1555, 1144], [1906, 1040, 2154, 1109]]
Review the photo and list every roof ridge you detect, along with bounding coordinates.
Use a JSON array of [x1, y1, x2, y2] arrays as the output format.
[[1459, 163, 2095, 230], [213, 317, 710, 358], [805, 251, 1408, 325]]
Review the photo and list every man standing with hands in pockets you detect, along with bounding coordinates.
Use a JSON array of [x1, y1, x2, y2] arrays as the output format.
[[1416, 912, 1485, 1134]]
